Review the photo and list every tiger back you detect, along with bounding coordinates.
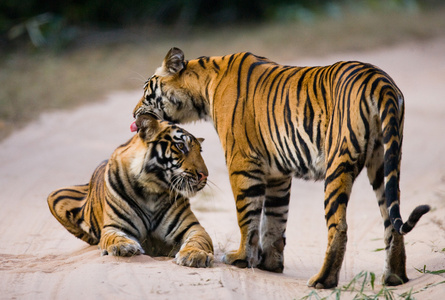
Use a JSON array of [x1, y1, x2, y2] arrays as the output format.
[[132, 48, 430, 287], [47, 114, 214, 267]]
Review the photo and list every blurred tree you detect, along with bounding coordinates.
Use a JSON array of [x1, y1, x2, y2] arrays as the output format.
[[1, 0, 438, 28], [1, 0, 441, 49]]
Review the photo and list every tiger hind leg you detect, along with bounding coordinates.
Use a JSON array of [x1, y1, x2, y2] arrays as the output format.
[[366, 141, 408, 285], [47, 185, 99, 245], [307, 155, 356, 289], [257, 176, 292, 273]]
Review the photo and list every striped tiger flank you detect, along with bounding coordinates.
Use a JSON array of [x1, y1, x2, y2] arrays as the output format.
[[132, 48, 430, 288], [47, 114, 213, 267]]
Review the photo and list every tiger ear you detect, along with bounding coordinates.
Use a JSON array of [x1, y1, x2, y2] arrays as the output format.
[[156, 47, 185, 76], [197, 138, 205, 144], [136, 114, 161, 140]]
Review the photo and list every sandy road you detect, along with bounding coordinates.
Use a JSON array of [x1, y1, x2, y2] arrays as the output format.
[[1, 38, 445, 299]]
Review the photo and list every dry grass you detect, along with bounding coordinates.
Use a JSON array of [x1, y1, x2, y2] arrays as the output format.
[[1, 7, 445, 140]]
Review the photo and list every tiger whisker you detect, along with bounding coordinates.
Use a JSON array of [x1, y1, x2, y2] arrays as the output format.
[[169, 174, 182, 205], [205, 179, 223, 194], [129, 71, 149, 84]]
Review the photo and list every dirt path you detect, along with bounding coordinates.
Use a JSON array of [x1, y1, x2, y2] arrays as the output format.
[[1, 38, 445, 299]]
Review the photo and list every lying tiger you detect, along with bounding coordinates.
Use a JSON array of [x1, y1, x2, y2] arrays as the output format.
[[132, 48, 430, 287], [47, 113, 214, 267]]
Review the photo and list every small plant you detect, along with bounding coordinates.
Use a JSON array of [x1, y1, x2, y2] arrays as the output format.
[[299, 271, 416, 300], [401, 280, 445, 298], [372, 247, 385, 252], [414, 265, 445, 275]]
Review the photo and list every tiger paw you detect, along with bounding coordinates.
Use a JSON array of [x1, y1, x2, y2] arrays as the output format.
[[383, 272, 408, 286], [101, 240, 144, 257], [257, 255, 284, 273], [175, 247, 213, 268], [257, 238, 285, 273], [307, 273, 339, 289], [222, 249, 260, 269]]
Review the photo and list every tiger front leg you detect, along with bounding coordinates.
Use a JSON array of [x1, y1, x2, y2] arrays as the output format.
[[175, 223, 214, 268], [222, 168, 265, 269], [154, 199, 214, 268], [99, 226, 144, 257], [257, 176, 292, 273]]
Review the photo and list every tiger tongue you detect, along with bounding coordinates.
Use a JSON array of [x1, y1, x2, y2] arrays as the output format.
[[130, 121, 138, 132]]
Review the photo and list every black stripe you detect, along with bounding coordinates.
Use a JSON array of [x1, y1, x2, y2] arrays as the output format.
[[231, 170, 264, 181], [230, 53, 251, 138], [328, 223, 337, 230], [304, 94, 315, 139], [102, 224, 136, 239], [346, 115, 361, 154], [198, 58, 206, 69], [325, 192, 348, 222], [383, 142, 399, 176], [239, 208, 262, 228], [212, 60, 220, 71], [69, 207, 82, 221], [52, 194, 85, 207], [51, 185, 88, 197], [383, 118, 399, 144], [264, 195, 290, 208], [108, 167, 152, 231], [105, 199, 140, 236], [284, 93, 302, 169], [324, 187, 340, 208], [264, 212, 288, 220], [295, 129, 310, 172], [243, 126, 259, 157], [165, 202, 191, 237], [372, 164, 384, 191], [87, 205, 102, 240], [385, 176, 398, 208], [324, 161, 354, 190], [173, 221, 200, 244], [236, 184, 266, 202]]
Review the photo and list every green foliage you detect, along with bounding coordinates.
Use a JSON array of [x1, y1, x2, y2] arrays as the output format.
[[301, 268, 445, 300], [300, 271, 413, 300], [2, 0, 444, 50], [6, 13, 77, 49], [1, 0, 268, 28], [2, 0, 439, 29], [373, 247, 385, 252], [401, 280, 445, 298], [415, 265, 445, 275]]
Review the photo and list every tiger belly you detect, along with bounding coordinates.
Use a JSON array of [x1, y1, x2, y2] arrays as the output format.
[[268, 142, 326, 181]]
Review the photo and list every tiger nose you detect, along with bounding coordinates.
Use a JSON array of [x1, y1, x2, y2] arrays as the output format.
[[197, 172, 208, 182]]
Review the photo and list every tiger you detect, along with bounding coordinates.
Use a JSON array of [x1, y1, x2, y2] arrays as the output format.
[[47, 113, 214, 268], [131, 47, 430, 288]]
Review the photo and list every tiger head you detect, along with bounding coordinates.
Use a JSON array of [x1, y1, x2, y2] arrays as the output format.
[[131, 113, 208, 198], [132, 47, 210, 124]]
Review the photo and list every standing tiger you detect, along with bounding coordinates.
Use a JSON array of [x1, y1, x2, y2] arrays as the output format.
[[132, 48, 430, 288], [47, 113, 214, 267]]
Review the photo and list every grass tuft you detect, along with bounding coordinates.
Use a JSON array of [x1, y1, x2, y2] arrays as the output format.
[[414, 265, 445, 275], [300, 271, 415, 300]]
